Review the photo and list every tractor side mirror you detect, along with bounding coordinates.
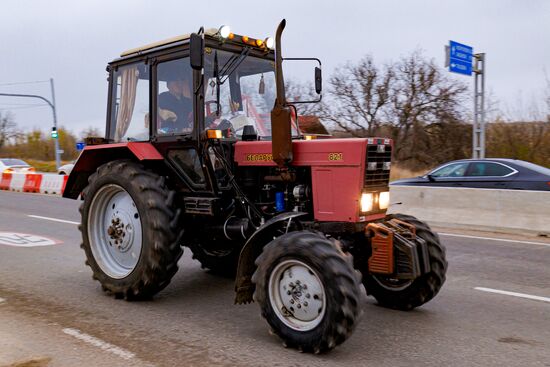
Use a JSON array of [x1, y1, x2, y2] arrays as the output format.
[[190, 33, 204, 70], [315, 67, 322, 94], [283, 57, 322, 104]]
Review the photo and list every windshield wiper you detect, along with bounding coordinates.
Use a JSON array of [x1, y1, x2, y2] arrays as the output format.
[[219, 47, 250, 84], [213, 47, 251, 117]]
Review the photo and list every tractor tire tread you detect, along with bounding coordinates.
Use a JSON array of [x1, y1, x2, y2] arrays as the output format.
[[252, 231, 365, 353], [80, 159, 182, 300]]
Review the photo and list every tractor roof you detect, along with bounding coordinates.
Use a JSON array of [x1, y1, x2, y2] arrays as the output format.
[[119, 28, 273, 61], [120, 28, 218, 57]]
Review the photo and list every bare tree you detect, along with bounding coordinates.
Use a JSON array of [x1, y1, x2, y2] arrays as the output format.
[[321, 56, 394, 137], [487, 121, 550, 167], [80, 126, 103, 140], [285, 80, 322, 117], [388, 51, 468, 165], [0, 111, 20, 149], [289, 51, 470, 169]]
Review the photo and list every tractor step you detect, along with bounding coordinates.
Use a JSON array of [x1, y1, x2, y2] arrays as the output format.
[[184, 197, 217, 215]]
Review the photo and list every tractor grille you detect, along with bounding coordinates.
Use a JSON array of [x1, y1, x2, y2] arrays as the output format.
[[364, 141, 392, 188]]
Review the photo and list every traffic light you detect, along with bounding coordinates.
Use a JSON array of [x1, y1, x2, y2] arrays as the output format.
[[51, 127, 58, 139]]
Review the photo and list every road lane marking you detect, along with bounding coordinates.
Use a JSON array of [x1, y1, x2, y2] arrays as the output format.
[[62, 328, 135, 360], [28, 215, 79, 225], [475, 287, 550, 303], [0, 232, 59, 247], [439, 233, 550, 247]]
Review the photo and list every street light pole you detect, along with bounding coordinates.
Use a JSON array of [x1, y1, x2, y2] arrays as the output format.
[[50, 78, 61, 169], [0, 83, 61, 170]]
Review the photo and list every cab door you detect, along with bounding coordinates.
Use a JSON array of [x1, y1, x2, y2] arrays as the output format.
[[151, 54, 211, 193]]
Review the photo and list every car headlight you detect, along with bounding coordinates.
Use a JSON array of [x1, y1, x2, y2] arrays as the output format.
[[360, 193, 374, 212]]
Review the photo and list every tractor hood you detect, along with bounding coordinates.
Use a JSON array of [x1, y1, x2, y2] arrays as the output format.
[[234, 138, 370, 167]]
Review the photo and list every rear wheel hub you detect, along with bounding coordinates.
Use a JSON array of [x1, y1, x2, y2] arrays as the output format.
[[88, 184, 143, 279]]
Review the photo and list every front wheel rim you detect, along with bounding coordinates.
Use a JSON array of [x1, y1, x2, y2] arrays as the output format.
[[88, 184, 143, 279], [268, 259, 326, 332]]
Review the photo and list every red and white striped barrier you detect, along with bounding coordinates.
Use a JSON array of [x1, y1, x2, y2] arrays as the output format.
[[0, 172, 68, 195]]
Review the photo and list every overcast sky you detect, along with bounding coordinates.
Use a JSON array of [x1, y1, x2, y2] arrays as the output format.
[[0, 0, 548, 136]]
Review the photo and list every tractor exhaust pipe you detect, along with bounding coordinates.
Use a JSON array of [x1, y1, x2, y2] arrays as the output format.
[[270, 19, 293, 177]]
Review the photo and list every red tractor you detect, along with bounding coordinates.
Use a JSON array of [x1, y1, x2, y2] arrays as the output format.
[[64, 20, 447, 353]]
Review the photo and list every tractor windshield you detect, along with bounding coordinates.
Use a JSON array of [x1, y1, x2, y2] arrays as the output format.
[[204, 49, 300, 139]]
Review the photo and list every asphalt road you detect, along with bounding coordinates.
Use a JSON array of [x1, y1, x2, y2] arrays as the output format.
[[0, 191, 549, 367]]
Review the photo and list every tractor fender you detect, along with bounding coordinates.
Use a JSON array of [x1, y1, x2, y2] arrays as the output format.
[[62, 142, 163, 199], [234, 211, 307, 304]]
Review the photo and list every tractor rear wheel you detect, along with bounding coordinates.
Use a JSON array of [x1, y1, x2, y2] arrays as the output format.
[[252, 231, 365, 353], [364, 214, 447, 310], [80, 160, 183, 300]]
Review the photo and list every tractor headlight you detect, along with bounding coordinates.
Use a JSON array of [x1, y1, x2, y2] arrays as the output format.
[[265, 37, 274, 49], [379, 191, 390, 210], [219, 25, 231, 39], [360, 193, 374, 212]]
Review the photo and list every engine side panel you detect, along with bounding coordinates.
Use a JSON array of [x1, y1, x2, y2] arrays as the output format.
[[312, 166, 363, 222]]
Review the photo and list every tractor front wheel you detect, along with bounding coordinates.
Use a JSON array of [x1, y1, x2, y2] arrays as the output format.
[[252, 231, 365, 353], [80, 160, 183, 300], [364, 214, 447, 310]]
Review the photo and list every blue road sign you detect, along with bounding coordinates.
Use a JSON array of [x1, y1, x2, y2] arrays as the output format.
[[449, 40, 473, 76], [76, 142, 85, 150], [450, 59, 472, 75]]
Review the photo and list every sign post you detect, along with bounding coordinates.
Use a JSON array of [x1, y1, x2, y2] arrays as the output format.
[[472, 53, 486, 159], [446, 41, 486, 158]]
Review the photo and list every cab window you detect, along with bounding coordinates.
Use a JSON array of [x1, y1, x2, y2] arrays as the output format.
[[430, 162, 469, 178], [203, 49, 299, 140], [109, 62, 150, 142], [156, 57, 194, 136]]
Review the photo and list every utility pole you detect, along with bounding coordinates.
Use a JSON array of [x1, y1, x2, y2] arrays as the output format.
[[472, 54, 486, 158], [0, 78, 61, 170]]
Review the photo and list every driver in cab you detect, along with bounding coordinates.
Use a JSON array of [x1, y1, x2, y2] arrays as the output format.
[[158, 74, 193, 133]]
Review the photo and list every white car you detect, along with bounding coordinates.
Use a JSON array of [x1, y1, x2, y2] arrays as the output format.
[[0, 158, 35, 173], [58, 162, 75, 175]]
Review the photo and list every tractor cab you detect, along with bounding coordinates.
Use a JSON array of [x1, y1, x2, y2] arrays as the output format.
[[97, 25, 311, 195], [106, 27, 304, 144]]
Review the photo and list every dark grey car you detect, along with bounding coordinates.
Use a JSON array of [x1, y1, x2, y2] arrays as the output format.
[[391, 159, 550, 191]]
